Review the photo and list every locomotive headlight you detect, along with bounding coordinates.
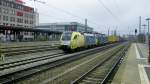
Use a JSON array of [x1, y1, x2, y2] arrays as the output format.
[[61, 41, 70, 46]]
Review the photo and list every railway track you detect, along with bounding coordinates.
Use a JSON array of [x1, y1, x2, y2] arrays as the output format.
[[1, 44, 58, 50], [39, 43, 128, 84], [72, 43, 129, 84], [0, 41, 60, 49], [0, 43, 120, 84], [0, 53, 65, 83], [0, 52, 65, 70], [1, 46, 59, 56]]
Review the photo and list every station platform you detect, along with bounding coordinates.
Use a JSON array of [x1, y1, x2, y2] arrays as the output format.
[[0, 41, 60, 48], [111, 43, 149, 84]]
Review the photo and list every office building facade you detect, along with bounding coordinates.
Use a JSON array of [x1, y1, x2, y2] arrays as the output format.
[[37, 22, 93, 33], [0, 0, 36, 28]]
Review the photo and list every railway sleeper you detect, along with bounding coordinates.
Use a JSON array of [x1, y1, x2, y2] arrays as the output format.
[[82, 79, 100, 84]]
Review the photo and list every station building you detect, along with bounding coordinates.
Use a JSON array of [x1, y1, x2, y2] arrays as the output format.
[[0, 0, 39, 42], [0, 0, 37, 28], [36, 22, 93, 33]]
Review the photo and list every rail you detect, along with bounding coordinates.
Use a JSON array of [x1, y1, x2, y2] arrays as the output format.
[[71, 42, 129, 84], [0, 43, 120, 84]]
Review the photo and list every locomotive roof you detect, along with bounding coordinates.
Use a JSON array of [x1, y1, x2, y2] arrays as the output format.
[[84, 33, 95, 36]]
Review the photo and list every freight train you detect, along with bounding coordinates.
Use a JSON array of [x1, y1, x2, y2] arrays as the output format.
[[59, 31, 122, 52]]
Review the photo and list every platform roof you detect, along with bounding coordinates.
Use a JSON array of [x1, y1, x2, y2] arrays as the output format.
[[0, 25, 62, 34]]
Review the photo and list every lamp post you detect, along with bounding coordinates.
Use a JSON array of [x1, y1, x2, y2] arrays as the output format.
[[146, 18, 150, 63], [142, 24, 147, 43], [142, 24, 147, 33]]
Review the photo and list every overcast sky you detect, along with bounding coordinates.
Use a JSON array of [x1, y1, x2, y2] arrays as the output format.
[[25, 0, 150, 35]]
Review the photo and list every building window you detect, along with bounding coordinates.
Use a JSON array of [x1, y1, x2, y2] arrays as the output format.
[[10, 10, 15, 15], [6, 16, 8, 21], [3, 8, 5, 13], [0, 8, 2, 13], [6, 9, 9, 14], [17, 18, 23, 23], [30, 20, 33, 24], [3, 23, 8, 26], [17, 18, 19, 23], [16, 11, 23, 16], [3, 16, 9, 21], [6, 1, 10, 7], [13, 3, 16, 8], [10, 3, 13, 8], [2, 1, 7, 6], [3, 8, 9, 14], [24, 20, 29, 24], [24, 13, 29, 18], [16, 4, 22, 10], [31, 14, 33, 18], [0, 0, 2, 5], [10, 17, 15, 22]]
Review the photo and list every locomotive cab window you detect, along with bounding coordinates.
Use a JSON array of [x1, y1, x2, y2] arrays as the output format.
[[74, 35, 77, 39], [62, 32, 72, 41]]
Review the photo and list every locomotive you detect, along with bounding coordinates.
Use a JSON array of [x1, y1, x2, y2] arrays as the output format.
[[60, 31, 84, 51], [59, 31, 120, 52]]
